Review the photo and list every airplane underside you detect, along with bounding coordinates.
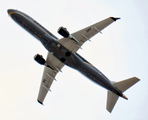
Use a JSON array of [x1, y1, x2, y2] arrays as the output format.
[[8, 9, 140, 113]]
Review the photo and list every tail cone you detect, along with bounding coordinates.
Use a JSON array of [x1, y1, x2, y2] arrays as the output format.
[[122, 94, 128, 100]]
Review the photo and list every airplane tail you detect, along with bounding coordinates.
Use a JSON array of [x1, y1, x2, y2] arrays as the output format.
[[106, 77, 140, 113]]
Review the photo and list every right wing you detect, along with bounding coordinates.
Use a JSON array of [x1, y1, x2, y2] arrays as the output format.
[[37, 52, 64, 104], [58, 17, 120, 53]]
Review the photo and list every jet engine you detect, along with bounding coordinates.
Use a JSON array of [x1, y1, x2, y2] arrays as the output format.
[[58, 26, 79, 43], [34, 54, 45, 65], [58, 27, 69, 38]]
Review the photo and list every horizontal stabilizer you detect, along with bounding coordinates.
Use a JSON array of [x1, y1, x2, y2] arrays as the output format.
[[106, 91, 119, 113], [113, 77, 140, 92], [106, 77, 140, 113]]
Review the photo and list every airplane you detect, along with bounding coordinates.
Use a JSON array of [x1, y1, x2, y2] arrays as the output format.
[[7, 9, 140, 113]]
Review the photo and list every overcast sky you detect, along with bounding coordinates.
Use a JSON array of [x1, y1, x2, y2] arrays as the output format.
[[1, 0, 148, 120]]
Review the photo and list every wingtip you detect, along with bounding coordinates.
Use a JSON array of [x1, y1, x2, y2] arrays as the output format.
[[37, 100, 44, 105], [110, 17, 121, 21]]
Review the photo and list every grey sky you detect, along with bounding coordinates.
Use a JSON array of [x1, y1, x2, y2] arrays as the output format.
[[1, 0, 148, 120]]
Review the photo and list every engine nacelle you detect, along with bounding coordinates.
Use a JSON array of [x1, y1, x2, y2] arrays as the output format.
[[34, 54, 45, 65], [58, 26, 70, 38]]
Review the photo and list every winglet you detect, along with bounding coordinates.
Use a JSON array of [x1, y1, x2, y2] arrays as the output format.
[[37, 100, 44, 105], [110, 17, 121, 21]]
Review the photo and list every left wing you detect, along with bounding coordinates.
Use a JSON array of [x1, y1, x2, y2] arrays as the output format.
[[58, 17, 120, 53], [37, 52, 64, 104]]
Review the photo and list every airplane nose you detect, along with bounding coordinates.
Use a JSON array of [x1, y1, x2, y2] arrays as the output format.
[[7, 9, 13, 14], [7, 9, 16, 16]]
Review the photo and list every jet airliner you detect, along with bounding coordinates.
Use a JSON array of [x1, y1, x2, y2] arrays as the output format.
[[7, 9, 140, 112]]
